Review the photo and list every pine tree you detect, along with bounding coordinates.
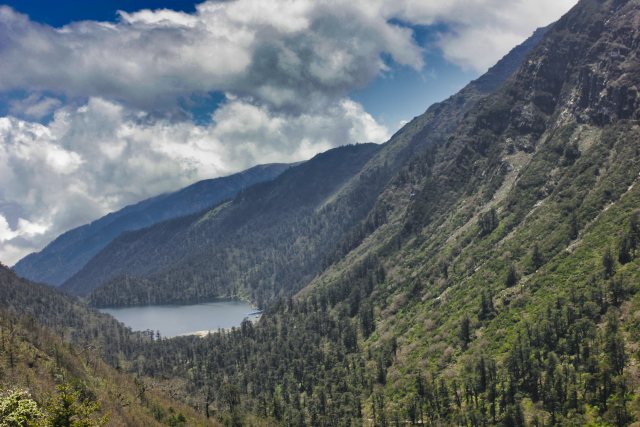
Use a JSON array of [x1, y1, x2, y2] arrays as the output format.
[[479, 289, 495, 320], [505, 264, 519, 287], [531, 243, 544, 271], [459, 316, 472, 349], [618, 236, 632, 264], [479, 208, 499, 237], [569, 213, 579, 240], [602, 247, 616, 278]]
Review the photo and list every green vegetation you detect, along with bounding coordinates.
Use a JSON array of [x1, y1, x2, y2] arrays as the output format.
[[85, 1, 640, 424], [66, 143, 385, 308], [4, 0, 640, 425], [0, 268, 215, 426], [0, 390, 43, 427]]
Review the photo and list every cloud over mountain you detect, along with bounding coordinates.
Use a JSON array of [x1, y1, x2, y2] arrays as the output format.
[[0, 0, 578, 265], [0, 96, 388, 264]]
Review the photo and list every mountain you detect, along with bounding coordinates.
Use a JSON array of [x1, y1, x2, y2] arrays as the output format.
[[0, 263, 216, 426], [79, 0, 640, 425], [59, 25, 549, 308], [11, 0, 640, 425], [63, 143, 382, 304], [13, 163, 290, 286]]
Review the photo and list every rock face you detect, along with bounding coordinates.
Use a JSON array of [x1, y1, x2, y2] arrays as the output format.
[[518, 0, 640, 126], [12, 163, 290, 286]]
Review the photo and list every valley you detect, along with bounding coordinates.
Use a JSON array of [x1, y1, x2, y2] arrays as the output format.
[[3, 0, 640, 425]]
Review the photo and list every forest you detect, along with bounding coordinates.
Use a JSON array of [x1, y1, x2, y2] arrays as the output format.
[[3, 0, 640, 425]]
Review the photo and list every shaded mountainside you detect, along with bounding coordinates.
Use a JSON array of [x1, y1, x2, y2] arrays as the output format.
[[64, 144, 382, 305], [60, 24, 547, 308], [97, 0, 640, 425], [0, 264, 216, 426], [13, 163, 290, 286]]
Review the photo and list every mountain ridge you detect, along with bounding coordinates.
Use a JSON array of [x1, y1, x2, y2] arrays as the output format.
[[62, 143, 382, 304], [13, 162, 291, 286]]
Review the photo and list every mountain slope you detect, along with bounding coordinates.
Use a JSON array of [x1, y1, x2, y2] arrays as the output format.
[[104, 0, 640, 425], [296, 0, 640, 422], [61, 26, 548, 308], [0, 263, 216, 426], [13, 163, 290, 286], [63, 144, 382, 305]]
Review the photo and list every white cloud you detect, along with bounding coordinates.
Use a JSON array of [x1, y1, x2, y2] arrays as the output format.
[[9, 94, 62, 120], [0, 215, 17, 242], [387, 0, 578, 71], [0, 0, 579, 113], [0, 214, 49, 265], [0, 96, 389, 265], [0, 2, 422, 113]]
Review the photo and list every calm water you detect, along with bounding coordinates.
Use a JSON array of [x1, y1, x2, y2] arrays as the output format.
[[100, 300, 255, 338]]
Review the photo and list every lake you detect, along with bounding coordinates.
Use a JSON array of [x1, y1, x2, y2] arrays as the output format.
[[100, 300, 256, 338]]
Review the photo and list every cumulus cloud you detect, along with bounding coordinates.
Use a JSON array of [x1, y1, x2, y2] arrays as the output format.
[[0, 2, 421, 113], [9, 94, 62, 120], [0, 96, 389, 265], [0, 0, 577, 113], [385, 0, 578, 71]]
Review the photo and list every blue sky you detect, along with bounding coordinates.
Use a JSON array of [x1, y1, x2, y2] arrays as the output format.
[[353, 24, 478, 129], [3, 0, 197, 26], [0, 0, 578, 264]]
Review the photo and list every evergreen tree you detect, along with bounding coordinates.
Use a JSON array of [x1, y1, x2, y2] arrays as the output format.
[[459, 316, 472, 349], [602, 247, 616, 278], [569, 213, 579, 240], [479, 289, 495, 320], [479, 208, 499, 237], [618, 236, 632, 265], [505, 264, 519, 287], [531, 243, 544, 271]]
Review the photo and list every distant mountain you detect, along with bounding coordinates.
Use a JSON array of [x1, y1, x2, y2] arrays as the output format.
[[60, 25, 549, 307], [63, 143, 382, 304], [13, 163, 291, 286]]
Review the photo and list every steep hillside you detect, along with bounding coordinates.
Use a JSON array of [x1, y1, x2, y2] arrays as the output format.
[[61, 25, 547, 308], [0, 264, 216, 426], [13, 163, 290, 286], [64, 143, 382, 305], [111, 0, 640, 425]]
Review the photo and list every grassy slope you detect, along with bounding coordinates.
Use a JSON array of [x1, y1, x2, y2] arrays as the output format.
[[367, 123, 640, 417]]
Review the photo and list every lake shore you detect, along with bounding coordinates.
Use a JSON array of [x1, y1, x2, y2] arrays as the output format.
[[180, 313, 262, 337]]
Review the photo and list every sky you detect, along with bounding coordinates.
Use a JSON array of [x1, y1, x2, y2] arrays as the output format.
[[0, 0, 578, 266]]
